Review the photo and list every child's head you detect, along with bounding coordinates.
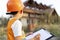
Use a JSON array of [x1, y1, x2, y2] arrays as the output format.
[[6, 0, 24, 19]]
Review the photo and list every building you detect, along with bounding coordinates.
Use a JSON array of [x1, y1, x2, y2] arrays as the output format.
[[20, 0, 58, 32]]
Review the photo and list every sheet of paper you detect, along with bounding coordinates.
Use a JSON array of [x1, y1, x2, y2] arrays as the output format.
[[25, 29, 53, 40]]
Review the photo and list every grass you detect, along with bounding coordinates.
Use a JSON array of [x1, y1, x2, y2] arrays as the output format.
[[0, 24, 60, 40], [0, 27, 7, 40], [34, 24, 60, 37]]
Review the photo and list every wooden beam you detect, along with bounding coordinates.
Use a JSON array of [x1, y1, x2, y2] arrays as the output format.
[[23, 8, 44, 15]]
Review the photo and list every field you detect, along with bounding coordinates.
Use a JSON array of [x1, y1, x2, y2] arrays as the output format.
[[35, 24, 60, 36], [0, 24, 60, 40], [0, 27, 7, 40]]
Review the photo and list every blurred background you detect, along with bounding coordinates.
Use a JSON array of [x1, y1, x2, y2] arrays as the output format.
[[0, 0, 60, 40]]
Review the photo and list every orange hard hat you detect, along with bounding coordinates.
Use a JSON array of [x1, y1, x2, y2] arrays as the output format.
[[7, 0, 24, 12]]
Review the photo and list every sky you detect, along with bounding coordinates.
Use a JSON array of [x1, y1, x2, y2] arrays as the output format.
[[0, 0, 60, 17]]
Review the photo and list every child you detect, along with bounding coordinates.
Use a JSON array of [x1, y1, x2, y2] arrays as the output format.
[[6, 0, 25, 40]]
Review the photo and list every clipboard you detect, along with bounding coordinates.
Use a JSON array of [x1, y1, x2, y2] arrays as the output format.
[[25, 29, 54, 40]]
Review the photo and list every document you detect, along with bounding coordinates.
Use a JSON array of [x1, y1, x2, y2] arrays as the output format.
[[25, 29, 53, 40]]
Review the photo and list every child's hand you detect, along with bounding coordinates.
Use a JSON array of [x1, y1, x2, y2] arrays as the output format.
[[30, 34, 40, 40]]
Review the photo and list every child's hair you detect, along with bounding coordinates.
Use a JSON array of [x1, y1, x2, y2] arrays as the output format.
[[6, 11, 18, 15]]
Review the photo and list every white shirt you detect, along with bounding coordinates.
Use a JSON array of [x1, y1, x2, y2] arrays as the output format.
[[11, 20, 22, 37]]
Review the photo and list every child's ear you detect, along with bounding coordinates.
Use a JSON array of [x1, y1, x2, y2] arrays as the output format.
[[20, 10, 23, 14]]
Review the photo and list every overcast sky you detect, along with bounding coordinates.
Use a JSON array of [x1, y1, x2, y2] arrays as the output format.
[[0, 0, 60, 17]]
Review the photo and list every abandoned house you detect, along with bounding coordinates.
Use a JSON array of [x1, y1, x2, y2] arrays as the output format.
[[20, 0, 58, 32]]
